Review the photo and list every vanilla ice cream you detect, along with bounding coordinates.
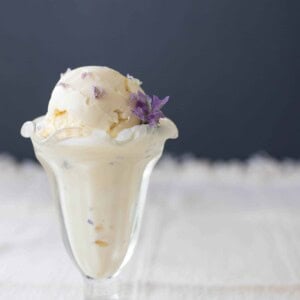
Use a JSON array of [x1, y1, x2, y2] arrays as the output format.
[[21, 65, 178, 280], [41, 66, 143, 138]]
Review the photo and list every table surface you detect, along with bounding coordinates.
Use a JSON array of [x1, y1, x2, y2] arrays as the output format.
[[1, 154, 300, 300]]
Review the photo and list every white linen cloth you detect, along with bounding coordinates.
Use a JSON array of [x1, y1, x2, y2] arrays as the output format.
[[0, 154, 300, 299]]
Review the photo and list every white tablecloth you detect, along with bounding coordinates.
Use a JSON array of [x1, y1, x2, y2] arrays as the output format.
[[1, 154, 300, 299]]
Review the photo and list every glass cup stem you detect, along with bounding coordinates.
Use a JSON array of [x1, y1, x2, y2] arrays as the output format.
[[84, 277, 120, 300]]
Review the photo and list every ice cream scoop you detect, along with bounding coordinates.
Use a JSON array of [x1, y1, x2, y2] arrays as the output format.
[[41, 66, 143, 138]]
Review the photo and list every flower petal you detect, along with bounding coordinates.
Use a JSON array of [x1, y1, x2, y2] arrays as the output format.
[[130, 91, 169, 126]]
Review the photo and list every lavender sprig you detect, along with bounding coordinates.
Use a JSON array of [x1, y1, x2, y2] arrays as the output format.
[[130, 91, 169, 127]]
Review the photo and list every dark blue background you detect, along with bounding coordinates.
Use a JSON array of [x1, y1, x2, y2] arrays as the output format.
[[0, 0, 299, 159]]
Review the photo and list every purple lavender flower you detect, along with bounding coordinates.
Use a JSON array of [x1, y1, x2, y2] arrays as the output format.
[[130, 91, 169, 127]]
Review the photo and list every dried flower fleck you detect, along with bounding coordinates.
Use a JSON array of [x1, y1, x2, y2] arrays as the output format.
[[57, 82, 70, 88], [93, 86, 105, 99], [81, 72, 92, 79]]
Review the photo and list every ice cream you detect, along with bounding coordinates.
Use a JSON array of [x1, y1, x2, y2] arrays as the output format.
[[21, 66, 178, 279], [41, 66, 143, 138]]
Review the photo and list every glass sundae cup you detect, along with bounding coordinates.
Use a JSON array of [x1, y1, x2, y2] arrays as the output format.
[[21, 116, 177, 299]]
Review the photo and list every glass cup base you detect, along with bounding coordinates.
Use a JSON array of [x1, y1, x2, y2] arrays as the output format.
[[84, 277, 120, 300]]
